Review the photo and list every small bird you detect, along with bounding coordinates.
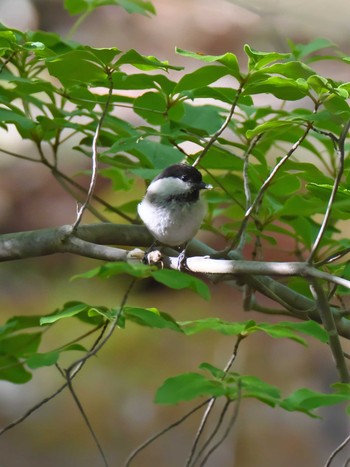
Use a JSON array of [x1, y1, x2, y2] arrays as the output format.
[[138, 163, 212, 266]]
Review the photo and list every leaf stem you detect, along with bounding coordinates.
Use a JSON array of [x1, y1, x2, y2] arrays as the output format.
[[66, 10, 92, 39]]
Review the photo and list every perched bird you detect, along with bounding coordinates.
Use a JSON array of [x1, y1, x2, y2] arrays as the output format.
[[138, 163, 212, 266]]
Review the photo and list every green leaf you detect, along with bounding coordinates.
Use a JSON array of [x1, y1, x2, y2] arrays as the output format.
[[246, 120, 296, 139], [176, 48, 241, 80], [174, 65, 231, 93], [277, 195, 324, 216], [100, 167, 134, 191], [279, 320, 329, 343], [155, 372, 226, 404], [40, 302, 89, 324], [64, 0, 90, 14], [72, 262, 153, 280], [64, 343, 87, 352], [46, 50, 108, 86], [0, 355, 32, 384], [332, 383, 350, 396], [200, 145, 244, 170], [248, 323, 307, 345], [244, 45, 290, 70], [0, 108, 36, 133], [26, 350, 60, 369], [281, 388, 350, 413], [289, 38, 336, 60], [64, 0, 155, 15], [27, 30, 76, 56], [123, 307, 183, 332], [0, 315, 42, 335], [178, 102, 225, 134], [180, 319, 325, 346], [22, 41, 45, 51], [268, 173, 301, 197], [258, 61, 315, 80], [151, 269, 210, 300], [134, 91, 167, 124], [239, 375, 281, 407], [128, 139, 183, 168], [180, 318, 252, 336], [199, 362, 226, 379], [244, 76, 308, 100], [0, 333, 41, 357], [82, 45, 122, 65], [0, 30, 18, 49], [199, 365, 281, 406], [116, 49, 181, 71]]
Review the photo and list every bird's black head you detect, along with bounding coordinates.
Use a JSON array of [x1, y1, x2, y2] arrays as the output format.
[[155, 163, 204, 186]]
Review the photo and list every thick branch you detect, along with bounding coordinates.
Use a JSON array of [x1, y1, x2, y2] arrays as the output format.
[[1, 224, 350, 338]]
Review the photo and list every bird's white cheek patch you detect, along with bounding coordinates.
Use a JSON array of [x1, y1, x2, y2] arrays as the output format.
[[148, 177, 190, 197]]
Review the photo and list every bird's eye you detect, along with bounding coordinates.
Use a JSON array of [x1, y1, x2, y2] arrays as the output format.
[[180, 174, 189, 182]]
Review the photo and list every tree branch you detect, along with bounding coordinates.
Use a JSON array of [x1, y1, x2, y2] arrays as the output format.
[[309, 278, 350, 383], [2, 224, 350, 338]]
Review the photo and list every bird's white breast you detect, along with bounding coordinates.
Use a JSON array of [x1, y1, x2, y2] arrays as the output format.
[[137, 196, 206, 246]]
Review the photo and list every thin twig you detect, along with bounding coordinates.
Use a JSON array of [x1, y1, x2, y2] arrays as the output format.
[[185, 399, 216, 467], [0, 147, 41, 163], [190, 399, 232, 466], [310, 278, 350, 383], [185, 151, 246, 211], [39, 278, 136, 467], [0, 320, 110, 437], [325, 433, 350, 467], [53, 172, 111, 222], [237, 134, 263, 254], [73, 72, 114, 230], [233, 122, 313, 250], [315, 247, 350, 267], [124, 400, 210, 467], [192, 81, 245, 168], [65, 374, 109, 467], [199, 381, 242, 466], [185, 335, 245, 467], [0, 382, 68, 436], [48, 164, 135, 223], [66, 278, 136, 377], [308, 118, 350, 263], [0, 51, 16, 74]]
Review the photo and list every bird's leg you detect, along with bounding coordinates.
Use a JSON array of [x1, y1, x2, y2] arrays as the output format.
[[142, 241, 160, 265]]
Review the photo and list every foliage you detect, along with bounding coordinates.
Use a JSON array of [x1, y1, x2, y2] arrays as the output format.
[[1, 1, 350, 465]]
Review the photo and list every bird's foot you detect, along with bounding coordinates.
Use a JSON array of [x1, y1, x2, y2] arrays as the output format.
[[142, 249, 163, 266]]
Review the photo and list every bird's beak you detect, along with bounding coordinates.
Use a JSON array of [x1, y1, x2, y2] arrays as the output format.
[[199, 181, 213, 190]]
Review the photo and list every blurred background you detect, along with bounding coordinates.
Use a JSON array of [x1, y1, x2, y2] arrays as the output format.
[[1, 0, 350, 466]]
